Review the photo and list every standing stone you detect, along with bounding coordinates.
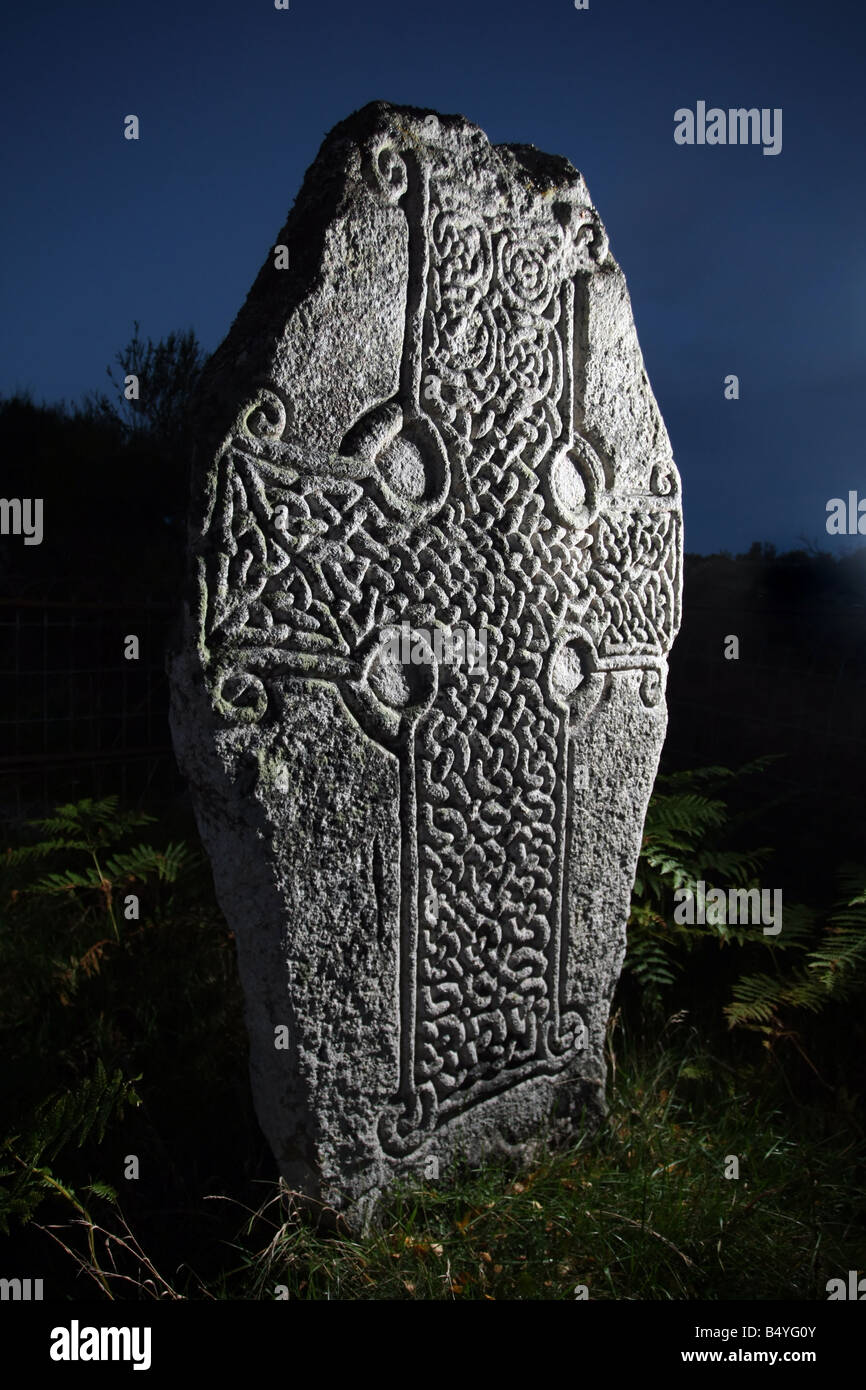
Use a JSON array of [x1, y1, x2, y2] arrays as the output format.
[[169, 102, 682, 1227]]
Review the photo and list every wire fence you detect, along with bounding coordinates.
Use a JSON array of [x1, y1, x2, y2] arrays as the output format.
[[0, 599, 183, 828], [664, 600, 866, 859], [1, 596, 864, 834]]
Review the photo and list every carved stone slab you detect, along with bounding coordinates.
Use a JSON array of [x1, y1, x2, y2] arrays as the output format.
[[169, 102, 682, 1226]]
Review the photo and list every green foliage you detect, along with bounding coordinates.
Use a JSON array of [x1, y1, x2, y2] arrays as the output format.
[[625, 761, 866, 1054], [0, 1061, 139, 1233], [4, 796, 155, 862], [29, 1020, 866, 1301], [626, 760, 774, 1008], [0, 784, 863, 1298], [189, 1020, 865, 1301], [4, 796, 190, 944], [0, 796, 236, 1234], [726, 878, 866, 1032]]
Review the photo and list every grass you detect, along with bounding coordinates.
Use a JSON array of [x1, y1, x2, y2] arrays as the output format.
[[221, 1016, 864, 1301], [2, 792, 864, 1300], [29, 1012, 866, 1301]]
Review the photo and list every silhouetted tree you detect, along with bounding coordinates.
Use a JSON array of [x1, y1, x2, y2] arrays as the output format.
[[83, 321, 207, 464], [0, 325, 208, 601]]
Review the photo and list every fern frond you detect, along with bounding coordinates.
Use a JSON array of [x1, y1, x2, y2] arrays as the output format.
[[30, 868, 107, 893], [644, 792, 727, 837], [724, 974, 784, 1027], [0, 1063, 141, 1232], [2, 839, 92, 865], [27, 1060, 140, 1161], [104, 842, 190, 883]]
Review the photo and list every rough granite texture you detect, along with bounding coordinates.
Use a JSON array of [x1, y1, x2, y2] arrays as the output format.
[[169, 101, 683, 1229]]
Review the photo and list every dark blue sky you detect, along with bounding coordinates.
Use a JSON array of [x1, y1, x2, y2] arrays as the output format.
[[2, 0, 864, 554]]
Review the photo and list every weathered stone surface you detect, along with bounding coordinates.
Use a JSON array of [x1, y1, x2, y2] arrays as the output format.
[[169, 101, 682, 1227]]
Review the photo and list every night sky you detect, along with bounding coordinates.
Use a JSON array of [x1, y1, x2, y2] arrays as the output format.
[[1, 0, 864, 555]]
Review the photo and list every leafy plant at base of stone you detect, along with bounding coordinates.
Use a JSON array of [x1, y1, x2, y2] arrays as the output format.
[[22, 1020, 866, 1302], [0, 796, 249, 1241], [1, 779, 863, 1297], [627, 760, 866, 1063]]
